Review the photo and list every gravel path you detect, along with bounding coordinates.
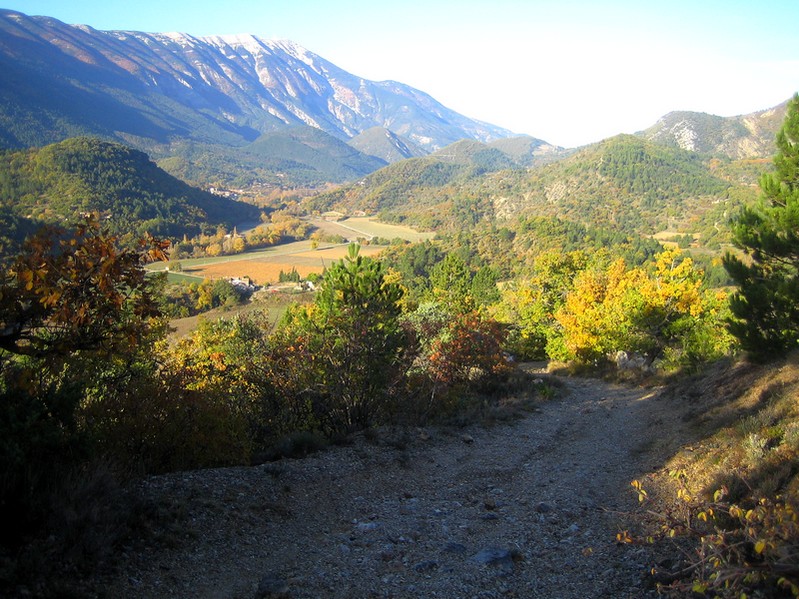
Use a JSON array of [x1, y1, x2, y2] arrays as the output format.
[[104, 373, 672, 598]]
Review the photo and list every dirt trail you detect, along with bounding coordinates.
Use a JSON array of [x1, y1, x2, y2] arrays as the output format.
[[104, 374, 675, 598]]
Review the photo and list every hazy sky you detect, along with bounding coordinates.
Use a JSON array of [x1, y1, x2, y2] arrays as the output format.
[[4, 0, 798, 147]]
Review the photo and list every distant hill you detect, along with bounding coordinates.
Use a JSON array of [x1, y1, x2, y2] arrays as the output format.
[[430, 137, 564, 169], [305, 137, 544, 227], [242, 127, 387, 182], [489, 135, 739, 236], [487, 136, 567, 166], [306, 155, 468, 223], [308, 134, 758, 246], [639, 102, 787, 159], [347, 127, 427, 164], [431, 140, 517, 172], [0, 137, 261, 243]]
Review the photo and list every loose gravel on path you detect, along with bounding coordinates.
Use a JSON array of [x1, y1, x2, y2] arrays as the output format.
[[103, 373, 675, 598]]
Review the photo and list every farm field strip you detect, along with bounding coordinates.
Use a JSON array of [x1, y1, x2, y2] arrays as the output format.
[[305, 217, 435, 243], [326, 217, 436, 242], [147, 240, 331, 271], [151, 218, 428, 285], [163, 243, 384, 285]]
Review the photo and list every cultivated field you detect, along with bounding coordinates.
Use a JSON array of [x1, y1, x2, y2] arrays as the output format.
[[152, 219, 431, 285], [184, 243, 384, 284], [310, 216, 436, 243], [168, 292, 309, 339]]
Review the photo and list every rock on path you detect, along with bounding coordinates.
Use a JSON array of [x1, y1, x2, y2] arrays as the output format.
[[104, 375, 670, 598]]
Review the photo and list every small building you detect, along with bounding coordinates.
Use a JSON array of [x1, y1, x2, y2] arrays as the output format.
[[229, 277, 258, 293]]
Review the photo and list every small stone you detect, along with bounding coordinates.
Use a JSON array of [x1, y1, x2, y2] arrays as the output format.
[[255, 574, 289, 599], [355, 521, 379, 533], [473, 548, 515, 574], [380, 547, 397, 562], [484, 498, 497, 510], [442, 541, 468, 554], [461, 433, 475, 444], [413, 560, 439, 572], [535, 501, 554, 513]]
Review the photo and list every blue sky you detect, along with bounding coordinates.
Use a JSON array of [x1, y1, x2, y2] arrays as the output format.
[[4, 0, 798, 147]]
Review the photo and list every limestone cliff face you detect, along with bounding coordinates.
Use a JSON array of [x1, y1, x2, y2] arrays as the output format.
[[0, 10, 514, 152], [639, 103, 788, 159]]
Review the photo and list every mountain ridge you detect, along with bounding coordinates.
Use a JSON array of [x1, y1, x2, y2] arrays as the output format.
[[637, 102, 787, 158], [0, 10, 518, 154], [347, 127, 427, 164], [0, 8, 788, 195]]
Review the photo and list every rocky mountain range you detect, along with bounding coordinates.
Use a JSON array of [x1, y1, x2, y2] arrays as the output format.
[[0, 8, 789, 192], [0, 9, 518, 155]]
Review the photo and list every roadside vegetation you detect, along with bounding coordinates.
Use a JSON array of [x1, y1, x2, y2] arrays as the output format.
[[623, 94, 799, 598]]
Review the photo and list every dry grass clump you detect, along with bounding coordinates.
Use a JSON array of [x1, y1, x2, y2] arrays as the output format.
[[660, 352, 799, 502], [630, 352, 799, 597]]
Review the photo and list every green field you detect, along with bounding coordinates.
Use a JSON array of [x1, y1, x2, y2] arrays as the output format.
[[168, 292, 311, 339], [320, 216, 436, 242]]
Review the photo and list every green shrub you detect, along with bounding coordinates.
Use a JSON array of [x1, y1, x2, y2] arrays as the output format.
[[270, 244, 410, 436]]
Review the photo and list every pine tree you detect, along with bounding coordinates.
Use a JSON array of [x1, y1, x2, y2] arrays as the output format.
[[276, 244, 407, 434], [723, 94, 799, 358]]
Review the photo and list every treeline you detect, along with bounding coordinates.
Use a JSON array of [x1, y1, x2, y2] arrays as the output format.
[[380, 236, 734, 370], [378, 211, 667, 287], [170, 211, 312, 260], [160, 278, 250, 318]]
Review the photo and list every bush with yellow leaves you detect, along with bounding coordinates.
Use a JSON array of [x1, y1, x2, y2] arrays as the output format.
[[624, 471, 799, 597]]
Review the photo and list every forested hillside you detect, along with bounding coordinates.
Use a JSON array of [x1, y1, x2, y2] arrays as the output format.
[[490, 135, 746, 239], [305, 155, 478, 228], [305, 134, 760, 251], [243, 127, 388, 182], [0, 137, 260, 249]]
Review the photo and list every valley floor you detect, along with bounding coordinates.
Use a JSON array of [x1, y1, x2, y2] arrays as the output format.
[[98, 370, 685, 598]]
